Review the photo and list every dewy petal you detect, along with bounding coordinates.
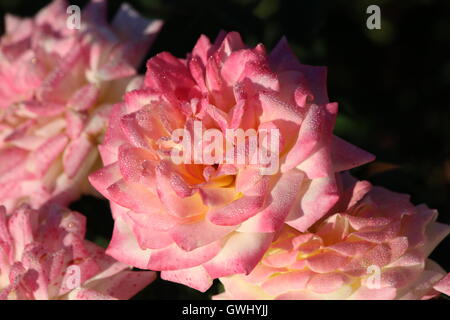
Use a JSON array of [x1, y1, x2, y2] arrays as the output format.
[[213, 31, 246, 63], [261, 270, 313, 295], [106, 178, 159, 214], [68, 84, 99, 112], [66, 110, 87, 139], [238, 170, 305, 233], [207, 169, 269, 226], [221, 47, 277, 90], [88, 162, 122, 198], [27, 134, 68, 178], [82, 268, 156, 300], [191, 35, 212, 69], [169, 218, 235, 251], [161, 266, 213, 293], [397, 259, 447, 299], [331, 136, 375, 172], [217, 275, 273, 300], [155, 162, 207, 218], [106, 215, 152, 270], [37, 45, 88, 104], [146, 241, 222, 271], [286, 174, 339, 232], [204, 232, 274, 278], [270, 37, 329, 105], [306, 251, 350, 273], [328, 241, 374, 257], [422, 221, 450, 257], [123, 212, 173, 250], [118, 144, 158, 184], [207, 195, 266, 226], [349, 287, 397, 300], [111, 3, 163, 67], [144, 52, 196, 104], [434, 273, 450, 296], [307, 272, 350, 294], [0, 147, 28, 176], [63, 134, 95, 179], [282, 103, 337, 173], [7, 206, 35, 261]]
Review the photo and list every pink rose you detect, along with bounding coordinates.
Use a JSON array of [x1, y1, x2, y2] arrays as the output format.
[[89, 31, 374, 291], [0, 0, 162, 212], [0, 205, 155, 300], [214, 174, 450, 300]]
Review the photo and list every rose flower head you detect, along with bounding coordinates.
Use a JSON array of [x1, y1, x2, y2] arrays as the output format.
[[0, 0, 162, 212], [89, 31, 374, 291], [0, 205, 155, 300], [215, 174, 450, 300]]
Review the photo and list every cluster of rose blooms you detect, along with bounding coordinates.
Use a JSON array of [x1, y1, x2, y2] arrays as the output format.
[[0, 0, 449, 300]]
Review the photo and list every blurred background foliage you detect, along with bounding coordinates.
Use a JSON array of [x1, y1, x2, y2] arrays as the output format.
[[1, 0, 449, 299]]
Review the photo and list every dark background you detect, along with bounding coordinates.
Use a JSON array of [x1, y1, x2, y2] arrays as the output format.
[[1, 0, 449, 299]]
